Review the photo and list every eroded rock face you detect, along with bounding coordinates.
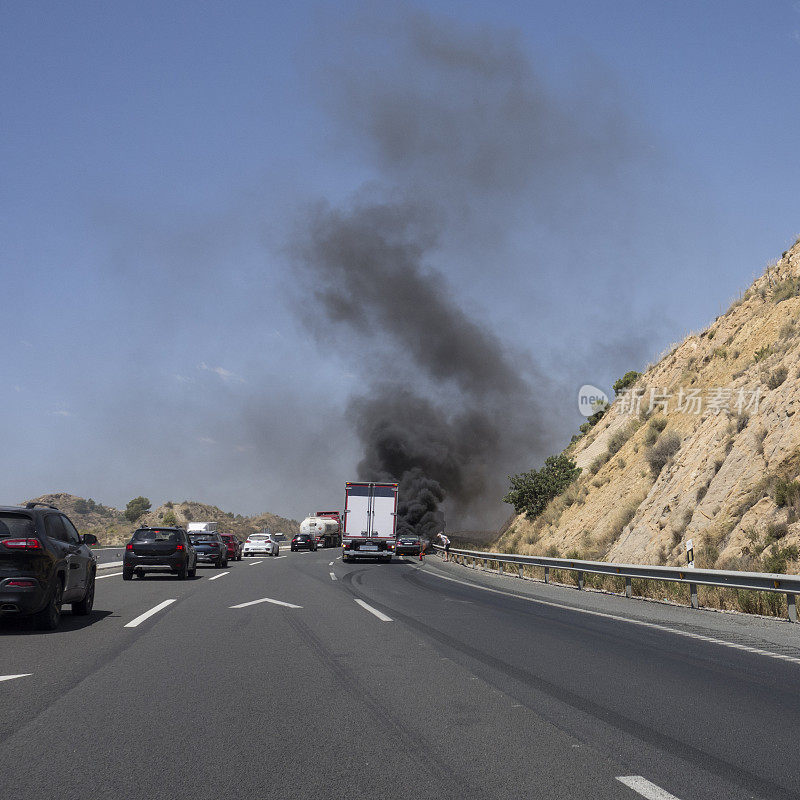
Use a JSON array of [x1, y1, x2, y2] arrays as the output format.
[[497, 240, 800, 574]]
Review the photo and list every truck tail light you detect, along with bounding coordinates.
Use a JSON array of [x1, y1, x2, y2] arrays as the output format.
[[2, 538, 41, 550]]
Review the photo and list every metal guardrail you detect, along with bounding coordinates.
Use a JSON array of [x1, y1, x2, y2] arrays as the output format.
[[432, 545, 800, 623]]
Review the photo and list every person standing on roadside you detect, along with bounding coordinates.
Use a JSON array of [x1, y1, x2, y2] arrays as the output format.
[[437, 532, 451, 561]]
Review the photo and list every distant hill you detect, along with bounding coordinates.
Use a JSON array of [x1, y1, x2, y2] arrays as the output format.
[[23, 493, 300, 546]]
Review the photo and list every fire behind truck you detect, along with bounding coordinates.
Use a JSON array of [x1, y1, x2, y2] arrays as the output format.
[[341, 481, 398, 562]]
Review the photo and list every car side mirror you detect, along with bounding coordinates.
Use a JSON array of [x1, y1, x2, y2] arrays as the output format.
[[82, 533, 99, 546]]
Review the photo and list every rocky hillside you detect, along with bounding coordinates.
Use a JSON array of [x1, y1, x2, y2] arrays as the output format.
[[496, 237, 800, 583], [23, 494, 300, 546]]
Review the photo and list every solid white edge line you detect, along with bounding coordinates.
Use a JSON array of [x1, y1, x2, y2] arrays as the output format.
[[249, 560, 264, 565], [96, 561, 124, 570], [330, 572, 337, 581], [616, 776, 681, 800], [230, 597, 302, 609], [96, 571, 123, 579], [0, 674, 32, 682], [422, 569, 800, 666], [208, 572, 230, 581], [355, 598, 392, 622], [124, 599, 176, 628]]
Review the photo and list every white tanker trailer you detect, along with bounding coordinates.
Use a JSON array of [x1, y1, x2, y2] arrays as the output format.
[[299, 511, 342, 548]]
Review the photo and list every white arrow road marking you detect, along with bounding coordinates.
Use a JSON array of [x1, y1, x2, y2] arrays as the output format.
[[249, 560, 264, 565], [96, 572, 123, 579], [125, 599, 176, 628], [329, 561, 334, 566], [330, 572, 337, 581], [209, 572, 229, 581], [230, 597, 302, 609], [0, 674, 32, 682], [354, 599, 392, 622], [616, 777, 682, 800]]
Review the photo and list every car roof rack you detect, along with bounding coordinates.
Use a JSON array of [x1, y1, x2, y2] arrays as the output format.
[[25, 502, 58, 510]]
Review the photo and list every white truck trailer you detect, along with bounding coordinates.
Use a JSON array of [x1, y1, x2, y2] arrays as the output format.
[[186, 522, 218, 533], [341, 481, 398, 562]]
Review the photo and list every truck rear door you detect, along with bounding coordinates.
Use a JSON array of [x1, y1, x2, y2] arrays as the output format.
[[344, 483, 371, 537], [370, 485, 397, 540]]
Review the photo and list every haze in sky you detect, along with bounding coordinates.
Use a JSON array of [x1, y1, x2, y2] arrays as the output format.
[[2, 0, 800, 525]]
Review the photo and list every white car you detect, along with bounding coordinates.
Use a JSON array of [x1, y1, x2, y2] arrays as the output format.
[[243, 533, 280, 557]]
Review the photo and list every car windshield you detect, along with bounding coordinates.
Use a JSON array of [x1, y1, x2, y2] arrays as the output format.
[[0, 513, 35, 539], [133, 530, 178, 542]]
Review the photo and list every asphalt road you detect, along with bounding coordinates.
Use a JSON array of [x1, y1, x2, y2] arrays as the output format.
[[2, 549, 799, 800]]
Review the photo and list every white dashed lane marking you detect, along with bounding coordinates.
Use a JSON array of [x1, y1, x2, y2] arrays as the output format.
[[249, 560, 264, 565], [330, 572, 337, 581], [617, 776, 682, 800], [96, 572, 123, 579], [0, 674, 32, 682], [208, 572, 229, 581], [354, 599, 392, 622], [125, 599, 176, 629]]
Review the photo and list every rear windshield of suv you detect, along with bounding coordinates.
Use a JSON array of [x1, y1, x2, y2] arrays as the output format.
[[190, 534, 217, 542], [0, 513, 35, 539], [133, 530, 178, 542]]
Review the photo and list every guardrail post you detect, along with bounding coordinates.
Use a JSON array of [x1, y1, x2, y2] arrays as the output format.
[[788, 593, 797, 623], [544, 566, 549, 584], [518, 565, 523, 579], [690, 583, 699, 609], [498, 561, 503, 575], [625, 577, 632, 598], [481, 559, 486, 570], [577, 571, 584, 590]]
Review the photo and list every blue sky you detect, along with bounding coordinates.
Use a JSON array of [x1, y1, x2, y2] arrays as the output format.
[[2, 0, 799, 522]]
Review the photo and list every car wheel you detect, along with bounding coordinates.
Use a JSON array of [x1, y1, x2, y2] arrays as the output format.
[[188, 561, 197, 578], [177, 561, 187, 580], [122, 568, 134, 581], [72, 572, 95, 616], [33, 577, 63, 631]]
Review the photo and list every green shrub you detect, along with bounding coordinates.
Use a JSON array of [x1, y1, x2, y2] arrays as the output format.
[[765, 522, 788, 544], [613, 371, 641, 395], [124, 496, 151, 523], [772, 277, 800, 304], [645, 431, 682, 478], [762, 544, 799, 574], [713, 347, 728, 359], [754, 345, 773, 362], [503, 454, 582, 519], [774, 478, 800, 507], [163, 510, 178, 526], [73, 499, 89, 514], [767, 366, 788, 389], [650, 416, 668, 433]]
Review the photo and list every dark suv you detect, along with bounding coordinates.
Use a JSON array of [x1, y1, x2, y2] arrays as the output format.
[[188, 532, 228, 567], [0, 503, 98, 630], [123, 527, 197, 580]]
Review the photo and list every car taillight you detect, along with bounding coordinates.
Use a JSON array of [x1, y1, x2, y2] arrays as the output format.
[[126, 543, 133, 550], [2, 538, 41, 550], [176, 544, 184, 550], [7, 579, 36, 588]]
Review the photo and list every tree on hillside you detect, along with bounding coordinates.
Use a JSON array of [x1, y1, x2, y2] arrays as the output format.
[[613, 371, 641, 395], [162, 510, 177, 526], [503, 454, 582, 519], [124, 496, 151, 522], [73, 498, 89, 514]]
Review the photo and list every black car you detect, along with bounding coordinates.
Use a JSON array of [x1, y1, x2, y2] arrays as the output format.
[[395, 535, 422, 556], [0, 503, 98, 630], [291, 533, 317, 552], [123, 526, 197, 580], [188, 532, 228, 567]]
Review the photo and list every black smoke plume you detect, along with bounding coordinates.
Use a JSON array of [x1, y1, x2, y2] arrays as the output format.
[[296, 9, 643, 535]]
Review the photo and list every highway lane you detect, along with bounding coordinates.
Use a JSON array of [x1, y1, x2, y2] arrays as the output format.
[[1, 548, 798, 799]]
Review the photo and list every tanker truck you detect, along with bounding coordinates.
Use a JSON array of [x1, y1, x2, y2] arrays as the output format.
[[299, 511, 342, 548]]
